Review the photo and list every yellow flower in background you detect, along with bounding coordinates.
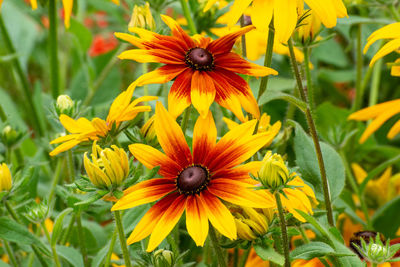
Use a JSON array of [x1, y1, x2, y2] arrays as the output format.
[[348, 99, 400, 143], [223, 113, 281, 147], [364, 22, 400, 75], [292, 258, 326, 267], [83, 142, 129, 189], [129, 2, 156, 30], [296, 9, 322, 45], [49, 85, 157, 156], [231, 206, 273, 241], [0, 163, 12, 192], [205, 0, 347, 43]]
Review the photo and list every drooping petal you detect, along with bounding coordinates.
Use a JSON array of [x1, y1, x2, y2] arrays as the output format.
[[331, 0, 348, 18], [129, 144, 181, 177], [305, 0, 337, 28], [199, 190, 237, 240], [225, 0, 253, 27], [251, 0, 274, 31], [273, 0, 298, 43], [190, 71, 216, 118], [364, 23, 400, 53], [135, 65, 187, 86], [207, 25, 255, 55], [155, 102, 192, 168], [147, 194, 186, 252], [186, 195, 209, 247], [126, 193, 178, 245], [30, 0, 38, 10], [369, 39, 400, 66], [193, 111, 217, 164], [112, 178, 176, 210], [168, 69, 192, 119], [208, 179, 275, 208], [49, 139, 82, 156], [348, 100, 400, 121]]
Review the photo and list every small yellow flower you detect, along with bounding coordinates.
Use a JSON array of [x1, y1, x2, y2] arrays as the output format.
[[348, 99, 400, 143], [129, 2, 156, 30], [259, 151, 290, 190], [0, 163, 12, 192], [49, 84, 157, 156], [223, 113, 281, 147], [232, 206, 273, 241], [83, 142, 129, 189], [297, 9, 322, 45]]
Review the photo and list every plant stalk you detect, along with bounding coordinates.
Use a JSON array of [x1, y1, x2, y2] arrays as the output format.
[[104, 227, 118, 267], [352, 24, 364, 112], [288, 38, 334, 226], [3, 240, 18, 267], [303, 46, 315, 109], [48, 0, 60, 99], [257, 21, 275, 102], [179, 0, 197, 34], [369, 58, 383, 107], [76, 211, 89, 267], [209, 226, 227, 267], [180, 105, 192, 133], [275, 192, 290, 267], [239, 16, 247, 58], [238, 247, 251, 267], [42, 221, 61, 267], [114, 210, 132, 267]]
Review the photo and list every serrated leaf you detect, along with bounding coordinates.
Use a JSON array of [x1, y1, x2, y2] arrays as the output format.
[[290, 242, 335, 260], [51, 208, 73, 246], [253, 244, 285, 265]]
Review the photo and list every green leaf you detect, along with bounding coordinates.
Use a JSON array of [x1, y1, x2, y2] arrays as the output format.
[[253, 244, 285, 266], [0, 217, 42, 245], [313, 39, 348, 68], [91, 244, 110, 267], [56, 245, 84, 267], [68, 18, 93, 52], [0, 261, 10, 267], [372, 196, 400, 238], [292, 121, 345, 201], [51, 208, 73, 246], [290, 242, 335, 260], [74, 192, 105, 207], [258, 91, 307, 112]]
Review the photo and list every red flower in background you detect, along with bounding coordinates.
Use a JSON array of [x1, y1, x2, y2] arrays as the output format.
[[89, 34, 118, 57]]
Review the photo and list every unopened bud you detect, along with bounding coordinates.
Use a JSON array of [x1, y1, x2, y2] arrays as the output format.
[[56, 95, 74, 115], [259, 151, 289, 190], [0, 163, 12, 192], [129, 2, 156, 30]]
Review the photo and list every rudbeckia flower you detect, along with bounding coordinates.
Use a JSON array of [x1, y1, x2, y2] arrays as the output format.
[[112, 102, 275, 252], [348, 99, 400, 143], [204, 0, 347, 43], [115, 15, 277, 121], [364, 22, 400, 76], [49, 85, 157, 156], [0, 163, 12, 192]]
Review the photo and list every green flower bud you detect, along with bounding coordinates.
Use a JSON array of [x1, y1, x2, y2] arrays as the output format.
[[259, 151, 289, 191], [25, 202, 49, 224], [56, 95, 74, 116], [1, 125, 22, 147]]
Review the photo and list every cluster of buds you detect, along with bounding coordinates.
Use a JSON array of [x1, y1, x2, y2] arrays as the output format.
[[129, 2, 156, 30], [258, 151, 290, 192], [0, 163, 12, 192], [231, 205, 273, 241]]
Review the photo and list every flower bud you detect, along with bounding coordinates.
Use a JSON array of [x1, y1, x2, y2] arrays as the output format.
[[297, 9, 321, 45], [129, 2, 156, 30], [259, 151, 289, 190], [56, 95, 74, 114], [154, 249, 174, 266], [231, 206, 273, 241], [25, 202, 49, 224], [0, 163, 12, 192], [83, 142, 129, 189], [350, 231, 389, 263], [141, 115, 156, 143], [1, 125, 22, 147]]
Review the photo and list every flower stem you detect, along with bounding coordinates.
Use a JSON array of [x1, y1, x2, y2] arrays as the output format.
[[42, 221, 62, 267], [114, 210, 132, 267], [76, 211, 89, 267], [179, 0, 197, 34], [352, 24, 364, 112], [389, 4, 400, 21], [275, 193, 290, 267], [60, 213, 76, 245], [180, 105, 192, 133], [104, 227, 118, 267], [48, 0, 60, 99], [0, 15, 43, 137], [369, 57, 383, 107], [287, 38, 334, 226], [48, 159, 63, 205], [3, 240, 18, 267], [233, 247, 239, 267], [209, 226, 227, 267], [303, 46, 315, 109], [239, 16, 247, 58], [238, 247, 251, 267], [257, 21, 275, 102]]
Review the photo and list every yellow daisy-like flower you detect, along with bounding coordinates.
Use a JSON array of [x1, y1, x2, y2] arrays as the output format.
[[49, 85, 157, 156], [0, 163, 12, 192], [112, 102, 275, 252], [205, 0, 347, 43], [83, 142, 129, 189], [348, 99, 400, 143], [364, 22, 400, 74], [223, 113, 281, 147]]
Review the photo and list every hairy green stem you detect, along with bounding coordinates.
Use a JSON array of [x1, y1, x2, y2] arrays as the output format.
[[3, 240, 18, 267], [303, 46, 315, 109], [0, 15, 43, 136], [48, 159, 63, 205], [239, 16, 247, 58], [42, 221, 61, 267], [179, 0, 197, 34], [66, 150, 75, 183], [48, 0, 60, 99], [275, 193, 290, 267], [104, 228, 118, 267], [257, 22, 275, 102], [299, 226, 310, 244], [76, 211, 89, 267], [114, 210, 132, 267], [180, 105, 192, 134], [233, 247, 239, 267], [352, 24, 364, 112], [209, 226, 227, 267], [288, 38, 334, 226], [238, 247, 251, 267], [369, 58, 383, 107], [60, 213, 76, 245]]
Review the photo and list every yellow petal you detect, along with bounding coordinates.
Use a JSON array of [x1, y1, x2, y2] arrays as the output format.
[[62, 0, 73, 29], [370, 39, 400, 66], [348, 100, 400, 121], [222, 117, 239, 130], [388, 119, 400, 139], [273, 0, 298, 43], [226, 0, 253, 27], [30, 0, 38, 10], [364, 23, 400, 54], [190, 71, 216, 118], [186, 195, 209, 246], [251, 0, 273, 31], [134, 66, 186, 86], [305, 0, 337, 28]]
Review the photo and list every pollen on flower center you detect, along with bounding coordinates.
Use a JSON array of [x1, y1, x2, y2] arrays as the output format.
[[176, 165, 210, 195], [185, 48, 214, 71]]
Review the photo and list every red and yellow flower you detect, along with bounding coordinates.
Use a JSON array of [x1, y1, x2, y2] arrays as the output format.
[[49, 85, 157, 156], [112, 102, 276, 251], [115, 15, 277, 121]]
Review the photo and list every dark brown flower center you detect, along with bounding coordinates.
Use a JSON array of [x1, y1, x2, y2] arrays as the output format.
[[243, 15, 252, 26], [176, 165, 210, 195], [185, 47, 214, 71]]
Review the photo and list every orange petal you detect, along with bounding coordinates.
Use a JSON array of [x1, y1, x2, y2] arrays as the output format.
[[118, 49, 184, 64], [191, 71, 216, 118], [155, 102, 192, 168], [199, 190, 237, 240], [129, 143, 181, 177], [160, 15, 195, 50], [135, 65, 187, 86], [147, 194, 186, 251], [186, 195, 209, 246], [208, 179, 275, 208], [348, 100, 400, 121], [207, 25, 255, 55], [168, 69, 192, 119], [126, 193, 178, 245], [114, 32, 145, 49], [193, 111, 216, 164], [388, 119, 400, 139]]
